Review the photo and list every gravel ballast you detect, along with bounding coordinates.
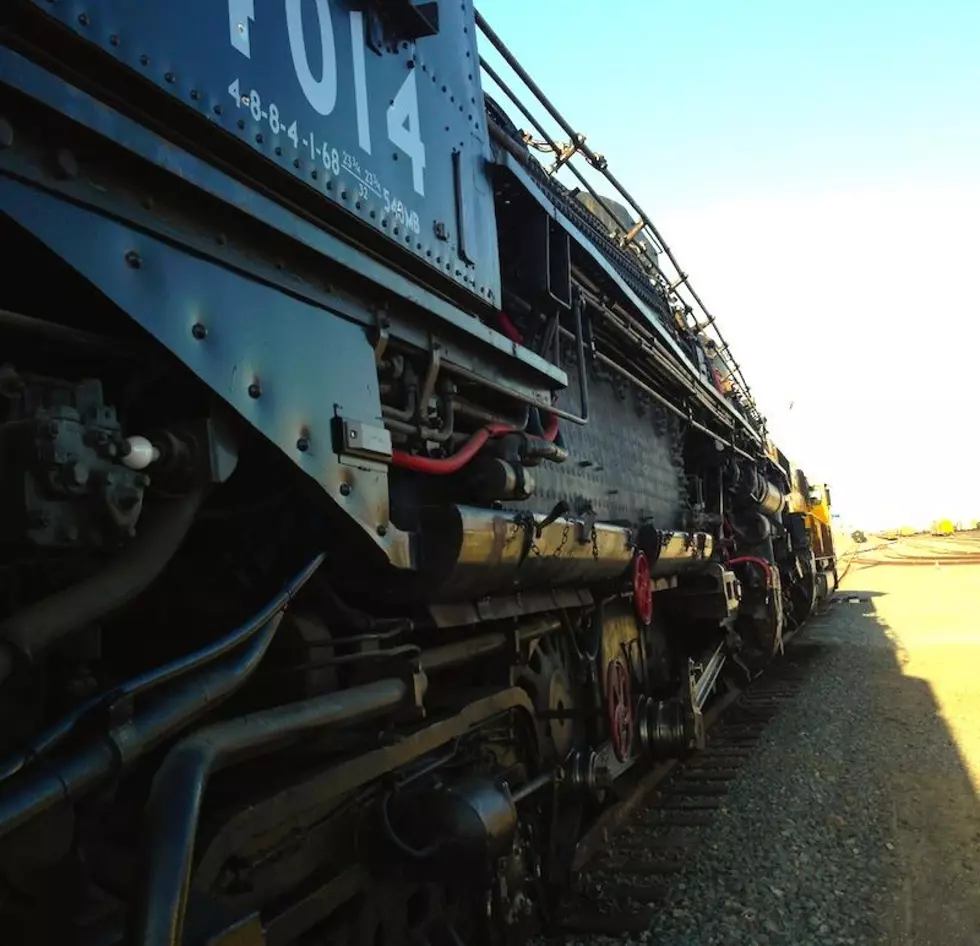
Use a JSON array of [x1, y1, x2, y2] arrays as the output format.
[[597, 559, 980, 946]]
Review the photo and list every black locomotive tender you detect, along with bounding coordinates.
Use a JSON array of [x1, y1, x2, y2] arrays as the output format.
[[0, 3, 836, 944]]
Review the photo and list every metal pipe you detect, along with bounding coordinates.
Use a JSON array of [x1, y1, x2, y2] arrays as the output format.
[[451, 395, 528, 430], [0, 557, 324, 835], [419, 616, 561, 672], [439, 360, 585, 425], [0, 307, 140, 357], [0, 616, 283, 840], [0, 554, 326, 783], [0, 489, 206, 686], [693, 644, 727, 710], [135, 677, 415, 946], [482, 62, 624, 242], [509, 771, 553, 803], [566, 290, 590, 425]]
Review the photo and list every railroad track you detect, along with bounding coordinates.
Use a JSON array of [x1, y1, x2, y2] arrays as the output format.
[[541, 612, 834, 938]]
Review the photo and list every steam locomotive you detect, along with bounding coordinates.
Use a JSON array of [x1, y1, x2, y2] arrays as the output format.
[[0, 3, 836, 943]]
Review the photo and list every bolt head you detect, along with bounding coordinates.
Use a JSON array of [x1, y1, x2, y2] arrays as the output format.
[[247, 382, 262, 399], [296, 436, 310, 452], [191, 322, 208, 340], [339, 482, 352, 497]]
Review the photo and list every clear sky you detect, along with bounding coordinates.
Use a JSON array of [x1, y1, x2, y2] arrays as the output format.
[[477, 1, 980, 531]]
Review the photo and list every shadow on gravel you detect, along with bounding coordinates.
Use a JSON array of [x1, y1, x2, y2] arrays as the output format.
[[822, 593, 980, 946]]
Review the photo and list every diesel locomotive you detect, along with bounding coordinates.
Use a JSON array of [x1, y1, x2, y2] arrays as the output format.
[[0, 3, 836, 943]]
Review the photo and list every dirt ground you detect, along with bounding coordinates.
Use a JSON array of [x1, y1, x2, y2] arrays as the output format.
[[839, 555, 980, 945]]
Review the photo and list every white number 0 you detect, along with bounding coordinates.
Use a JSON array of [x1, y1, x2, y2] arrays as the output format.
[[285, 0, 337, 116], [228, 0, 427, 196]]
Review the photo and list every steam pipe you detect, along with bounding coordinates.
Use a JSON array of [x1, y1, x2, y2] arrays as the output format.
[[0, 556, 324, 835], [136, 677, 414, 946], [0, 554, 326, 783]]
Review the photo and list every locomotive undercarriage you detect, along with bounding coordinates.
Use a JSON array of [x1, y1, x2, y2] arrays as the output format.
[[0, 40, 829, 946]]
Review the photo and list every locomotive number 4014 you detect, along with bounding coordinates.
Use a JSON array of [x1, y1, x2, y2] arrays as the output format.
[[227, 0, 427, 197]]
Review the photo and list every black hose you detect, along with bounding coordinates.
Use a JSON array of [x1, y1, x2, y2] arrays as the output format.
[[0, 489, 206, 684], [0, 555, 324, 837], [135, 677, 413, 946]]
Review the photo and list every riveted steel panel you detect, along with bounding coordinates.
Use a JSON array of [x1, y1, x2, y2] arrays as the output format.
[[25, 0, 500, 304], [0, 174, 410, 564]]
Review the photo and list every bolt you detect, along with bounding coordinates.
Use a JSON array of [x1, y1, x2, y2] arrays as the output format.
[[247, 382, 261, 399], [377, 523, 388, 537], [190, 89, 200, 101], [77, 12, 89, 26], [339, 482, 352, 497], [55, 148, 79, 180], [109, 34, 119, 46], [191, 322, 207, 340], [0, 118, 12, 149], [296, 436, 309, 452], [124, 250, 142, 269]]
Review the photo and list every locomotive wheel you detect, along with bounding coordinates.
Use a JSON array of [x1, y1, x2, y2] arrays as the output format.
[[515, 633, 577, 763], [605, 658, 634, 762], [632, 551, 653, 626]]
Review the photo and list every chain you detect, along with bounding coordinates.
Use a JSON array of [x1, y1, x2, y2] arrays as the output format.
[[515, 513, 594, 561], [552, 522, 570, 558]]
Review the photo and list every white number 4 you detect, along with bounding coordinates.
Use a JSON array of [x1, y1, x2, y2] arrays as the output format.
[[387, 71, 426, 197]]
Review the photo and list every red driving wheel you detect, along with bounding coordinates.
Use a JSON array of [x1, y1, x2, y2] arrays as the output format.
[[606, 658, 634, 762], [633, 550, 653, 625]]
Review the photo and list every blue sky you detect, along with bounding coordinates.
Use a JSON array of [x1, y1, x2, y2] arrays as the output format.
[[477, 1, 980, 530]]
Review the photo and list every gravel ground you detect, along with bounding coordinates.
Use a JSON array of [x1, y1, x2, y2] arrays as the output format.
[[596, 553, 980, 946]]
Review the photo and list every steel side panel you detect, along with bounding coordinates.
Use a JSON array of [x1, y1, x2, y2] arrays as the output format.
[[0, 45, 565, 392], [0, 174, 402, 559], [24, 0, 501, 304]]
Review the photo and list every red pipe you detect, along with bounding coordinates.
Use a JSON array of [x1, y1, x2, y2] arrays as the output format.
[[726, 555, 772, 586], [390, 408, 557, 475], [496, 311, 524, 344], [541, 409, 559, 442], [391, 422, 514, 475]]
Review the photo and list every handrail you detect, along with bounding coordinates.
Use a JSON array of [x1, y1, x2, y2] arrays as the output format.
[[474, 8, 766, 438]]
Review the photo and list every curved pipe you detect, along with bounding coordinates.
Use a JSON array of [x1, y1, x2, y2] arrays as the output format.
[[727, 555, 772, 587], [0, 489, 206, 685], [0, 556, 324, 833], [136, 677, 413, 946], [0, 554, 325, 783], [391, 422, 514, 475]]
